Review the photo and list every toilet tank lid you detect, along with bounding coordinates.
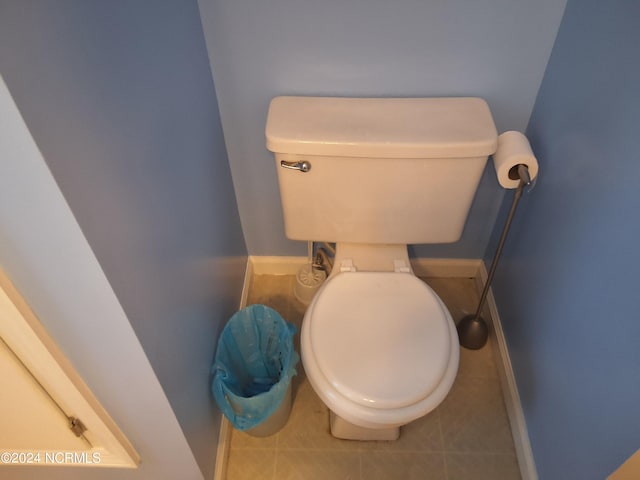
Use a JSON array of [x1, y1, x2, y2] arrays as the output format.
[[266, 96, 497, 158]]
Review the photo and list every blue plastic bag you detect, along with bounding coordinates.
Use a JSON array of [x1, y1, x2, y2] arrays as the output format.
[[211, 305, 299, 431]]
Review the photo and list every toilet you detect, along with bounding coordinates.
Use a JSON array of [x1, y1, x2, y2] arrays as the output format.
[[266, 96, 498, 440]]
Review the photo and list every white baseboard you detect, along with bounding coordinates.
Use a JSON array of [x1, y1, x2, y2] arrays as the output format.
[[248, 255, 308, 275], [239, 257, 254, 308], [212, 262, 252, 480], [212, 413, 232, 480], [248, 255, 482, 278], [477, 263, 538, 480], [410, 257, 481, 278], [213, 257, 537, 480]]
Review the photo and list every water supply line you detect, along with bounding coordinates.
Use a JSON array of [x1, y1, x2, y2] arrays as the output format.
[[312, 244, 334, 276], [457, 164, 532, 350]]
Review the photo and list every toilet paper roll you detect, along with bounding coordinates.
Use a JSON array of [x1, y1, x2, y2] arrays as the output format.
[[492, 131, 539, 189]]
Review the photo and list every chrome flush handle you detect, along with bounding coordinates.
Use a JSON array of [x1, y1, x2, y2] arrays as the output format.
[[280, 160, 311, 173]]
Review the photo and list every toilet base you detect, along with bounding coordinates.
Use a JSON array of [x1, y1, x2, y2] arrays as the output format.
[[329, 411, 400, 441]]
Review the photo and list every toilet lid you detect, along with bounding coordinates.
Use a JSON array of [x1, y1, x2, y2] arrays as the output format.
[[309, 272, 452, 409]]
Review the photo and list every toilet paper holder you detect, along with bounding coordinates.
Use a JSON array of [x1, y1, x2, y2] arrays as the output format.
[[509, 164, 531, 185], [457, 163, 532, 350]]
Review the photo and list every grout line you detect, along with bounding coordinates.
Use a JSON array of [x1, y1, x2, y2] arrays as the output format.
[[273, 383, 285, 480], [436, 409, 450, 480], [442, 450, 450, 480], [272, 443, 278, 480]]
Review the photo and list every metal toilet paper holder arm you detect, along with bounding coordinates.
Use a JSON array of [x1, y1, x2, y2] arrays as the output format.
[[456, 163, 532, 350]]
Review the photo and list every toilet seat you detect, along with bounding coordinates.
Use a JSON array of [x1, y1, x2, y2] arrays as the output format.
[[310, 272, 450, 409], [301, 271, 459, 429]]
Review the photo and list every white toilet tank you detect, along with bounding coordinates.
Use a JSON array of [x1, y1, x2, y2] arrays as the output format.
[[266, 97, 498, 244]]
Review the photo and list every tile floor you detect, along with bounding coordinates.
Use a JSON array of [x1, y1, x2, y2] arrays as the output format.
[[224, 274, 521, 480]]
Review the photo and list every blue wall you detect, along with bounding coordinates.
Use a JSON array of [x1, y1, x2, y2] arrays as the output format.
[[198, 0, 568, 257], [0, 2, 247, 478], [489, 1, 640, 477]]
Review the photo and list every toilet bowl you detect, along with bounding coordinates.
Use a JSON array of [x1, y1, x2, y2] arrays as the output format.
[[301, 266, 459, 439]]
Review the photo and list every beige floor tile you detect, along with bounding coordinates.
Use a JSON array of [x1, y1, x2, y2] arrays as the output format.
[[361, 451, 447, 480], [287, 291, 308, 328], [275, 450, 360, 480], [229, 427, 277, 450], [360, 410, 443, 453], [277, 394, 360, 451], [438, 375, 515, 454], [291, 370, 321, 405], [423, 277, 500, 379], [446, 453, 521, 480], [247, 275, 295, 320], [423, 277, 479, 322], [456, 341, 500, 380], [226, 447, 275, 480]]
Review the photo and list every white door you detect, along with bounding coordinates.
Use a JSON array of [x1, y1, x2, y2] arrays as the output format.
[[0, 269, 139, 468]]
